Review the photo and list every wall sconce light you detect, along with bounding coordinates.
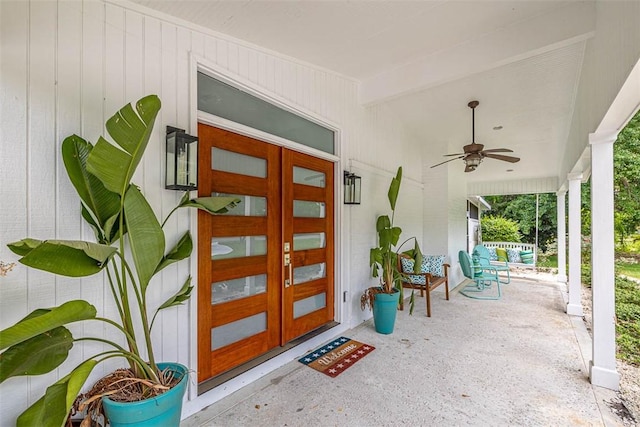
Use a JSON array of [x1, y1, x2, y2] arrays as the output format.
[[344, 171, 361, 205], [166, 126, 198, 191]]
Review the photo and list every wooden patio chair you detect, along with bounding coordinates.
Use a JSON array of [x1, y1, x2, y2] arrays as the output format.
[[397, 253, 449, 317]]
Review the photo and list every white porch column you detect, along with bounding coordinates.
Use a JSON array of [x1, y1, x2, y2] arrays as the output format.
[[566, 173, 583, 316], [589, 132, 620, 390], [556, 189, 567, 284]]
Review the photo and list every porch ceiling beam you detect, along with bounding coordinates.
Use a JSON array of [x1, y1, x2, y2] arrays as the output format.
[[359, 1, 595, 106]]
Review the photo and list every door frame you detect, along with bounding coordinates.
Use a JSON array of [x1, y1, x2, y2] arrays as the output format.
[[186, 56, 348, 402]]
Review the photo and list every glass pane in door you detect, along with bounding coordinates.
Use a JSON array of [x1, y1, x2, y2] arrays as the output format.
[[212, 192, 267, 216], [293, 166, 325, 188], [212, 147, 267, 178], [293, 200, 325, 218], [293, 293, 326, 319], [211, 312, 267, 350], [212, 274, 267, 304], [293, 233, 325, 250], [211, 236, 267, 259], [293, 263, 326, 285]]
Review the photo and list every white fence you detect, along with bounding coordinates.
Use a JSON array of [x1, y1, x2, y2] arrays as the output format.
[[481, 241, 537, 268]]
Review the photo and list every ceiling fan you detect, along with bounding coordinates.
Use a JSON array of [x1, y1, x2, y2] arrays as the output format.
[[431, 100, 520, 172]]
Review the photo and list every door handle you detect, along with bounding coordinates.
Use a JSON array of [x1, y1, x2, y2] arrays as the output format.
[[284, 253, 292, 288]]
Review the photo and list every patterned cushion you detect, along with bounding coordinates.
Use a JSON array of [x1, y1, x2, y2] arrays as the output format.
[[495, 247, 508, 262], [520, 250, 534, 264], [424, 255, 445, 277], [507, 248, 522, 263], [487, 247, 498, 261], [400, 257, 427, 285]]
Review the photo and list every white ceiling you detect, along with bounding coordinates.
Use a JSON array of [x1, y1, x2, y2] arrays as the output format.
[[131, 0, 595, 188]]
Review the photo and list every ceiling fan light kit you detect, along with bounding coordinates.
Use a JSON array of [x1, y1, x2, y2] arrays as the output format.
[[431, 100, 520, 172]]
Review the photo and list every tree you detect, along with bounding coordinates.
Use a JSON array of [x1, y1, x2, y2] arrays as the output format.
[[482, 194, 556, 251], [480, 216, 522, 243]]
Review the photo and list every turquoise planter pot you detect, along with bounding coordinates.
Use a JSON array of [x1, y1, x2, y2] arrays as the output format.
[[102, 363, 188, 427], [372, 289, 400, 334]]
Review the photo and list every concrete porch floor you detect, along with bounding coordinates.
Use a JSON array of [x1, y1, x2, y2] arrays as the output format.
[[183, 276, 626, 426]]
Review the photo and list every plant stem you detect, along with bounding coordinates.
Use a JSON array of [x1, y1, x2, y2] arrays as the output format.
[[93, 317, 139, 347], [105, 267, 125, 331], [110, 256, 139, 366], [121, 256, 158, 374], [138, 293, 158, 374], [161, 205, 180, 229]]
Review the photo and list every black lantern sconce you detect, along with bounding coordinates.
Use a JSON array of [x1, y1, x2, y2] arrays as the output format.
[[166, 126, 198, 191], [343, 171, 361, 205]]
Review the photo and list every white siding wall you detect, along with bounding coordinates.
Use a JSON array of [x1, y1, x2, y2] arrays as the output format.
[[0, 0, 423, 423], [422, 162, 467, 287], [467, 177, 560, 197], [447, 166, 469, 286]]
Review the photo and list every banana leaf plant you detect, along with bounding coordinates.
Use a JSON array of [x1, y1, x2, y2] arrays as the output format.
[[361, 166, 422, 312], [0, 95, 240, 427]]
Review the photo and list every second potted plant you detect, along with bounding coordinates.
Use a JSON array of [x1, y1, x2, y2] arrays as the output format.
[[360, 166, 422, 334]]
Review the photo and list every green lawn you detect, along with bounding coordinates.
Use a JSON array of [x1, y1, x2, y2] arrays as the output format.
[[617, 262, 640, 279]]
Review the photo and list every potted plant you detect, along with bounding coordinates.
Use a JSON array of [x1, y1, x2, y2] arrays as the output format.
[[0, 95, 239, 427], [360, 166, 422, 334]]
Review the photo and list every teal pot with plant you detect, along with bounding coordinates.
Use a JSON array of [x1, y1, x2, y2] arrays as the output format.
[[371, 288, 401, 334], [0, 95, 240, 427], [102, 363, 188, 427], [360, 167, 422, 334]]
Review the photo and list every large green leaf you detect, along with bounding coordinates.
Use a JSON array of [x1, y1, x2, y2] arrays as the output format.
[[18, 382, 68, 427], [123, 185, 164, 291], [412, 241, 423, 273], [87, 95, 161, 195], [377, 224, 402, 249], [0, 326, 73, 382], [376, 215, 391, 234], [6, 238, 42, 256], [17, 360, 97, 427], [0, 300, 96, 350], [180, 195, 241, 214], [388, 166, 402, 210], [155, 231, 192, 274], [370, 247, 383, 277], [389, 226, 402, 247], [7, 239, 116, 277], [157, 276, 193, 311], [62, 135, 121, 241]]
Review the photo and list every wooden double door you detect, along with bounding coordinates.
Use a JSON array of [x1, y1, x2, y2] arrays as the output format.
[[197, 124, 335, 382]]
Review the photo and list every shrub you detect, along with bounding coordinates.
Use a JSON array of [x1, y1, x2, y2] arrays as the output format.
[[480, 215, 522, 242], [616, 277, 640, 365]]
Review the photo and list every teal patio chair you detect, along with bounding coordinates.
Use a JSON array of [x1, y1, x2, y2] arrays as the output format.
[[473, 244, 510, 284], [458, 250, 502, 300]]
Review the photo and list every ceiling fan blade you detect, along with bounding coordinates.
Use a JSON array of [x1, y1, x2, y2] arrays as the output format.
[[443, 152, 465, 157], [464, 164, 476, 173], [484, 153, 520, 163], [481, 148, 513, 154], [430, 156, 464, 168]]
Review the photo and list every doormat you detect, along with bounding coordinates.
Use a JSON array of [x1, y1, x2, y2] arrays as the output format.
[[298, 337, 375, 378]]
